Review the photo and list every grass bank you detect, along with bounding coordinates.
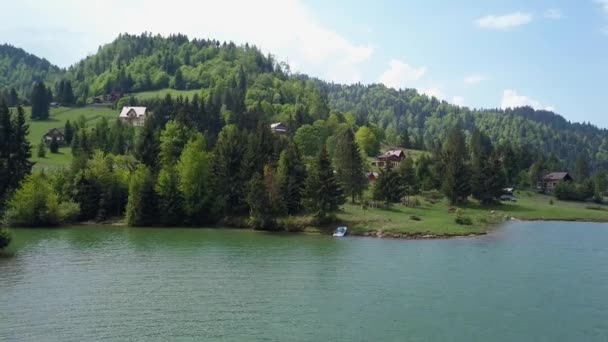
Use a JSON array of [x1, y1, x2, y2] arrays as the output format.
[[281, 191, 608, 238]]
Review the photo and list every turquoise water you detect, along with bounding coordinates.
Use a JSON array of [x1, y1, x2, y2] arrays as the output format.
[[1, 222, 608, 341]]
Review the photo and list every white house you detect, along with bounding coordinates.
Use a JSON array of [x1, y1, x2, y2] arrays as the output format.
[[119, 106, 148, 126]]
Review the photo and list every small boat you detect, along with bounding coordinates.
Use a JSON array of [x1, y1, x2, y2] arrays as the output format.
[[333, 226, 347, 237]]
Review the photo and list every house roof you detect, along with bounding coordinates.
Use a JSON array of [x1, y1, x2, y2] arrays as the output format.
[[544, 172, 571, 181], [44, 128, 64, 137], [365, 171, 379, 177], [119, 106, 147, 118], [377, 149, 405, 160], [271, 122, 286, 128]]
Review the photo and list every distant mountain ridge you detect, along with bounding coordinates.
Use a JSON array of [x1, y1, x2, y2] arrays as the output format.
[[1, 33, 607, 169]]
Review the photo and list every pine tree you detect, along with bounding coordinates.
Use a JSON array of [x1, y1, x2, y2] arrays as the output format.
[[0, 102, 11, 205], [470, 129, 495, 204], [334, 128, 367, 203], [212, 125, 247, 215], [31, 82, 50, 120], [37, 142, 46, 158], [246, 172, 273, 229], [398, 155, 417, 204], [441, 126, 470, 205], [277, 142, 307, 215], [64, 120, 74, 144], [303, 145, 344, 220], [135, 114, 160, 170], [373, 163, 402, 206]]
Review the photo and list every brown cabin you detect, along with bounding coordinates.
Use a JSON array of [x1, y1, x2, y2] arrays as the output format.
[[371, 149, 405, 168], [43, 128, 65, 145], [539, 172, 573, 191]]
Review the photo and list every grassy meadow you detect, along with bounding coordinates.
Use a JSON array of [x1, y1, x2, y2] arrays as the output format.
[[19, 106, 118, 169]]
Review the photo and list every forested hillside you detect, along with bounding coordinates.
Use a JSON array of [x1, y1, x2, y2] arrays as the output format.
[[0, 44, 62, 96], [2, 33, 608, 169]]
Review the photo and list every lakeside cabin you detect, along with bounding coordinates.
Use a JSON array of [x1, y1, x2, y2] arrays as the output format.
[[119, 106, 148, 126], [371, 149, 406, 168], [43, 128, 66, 146], [539, 172, 573, 191], [270, 122, 288, 135]]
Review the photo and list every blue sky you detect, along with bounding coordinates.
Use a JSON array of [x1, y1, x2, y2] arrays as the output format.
[[1, 0, 607, 127]]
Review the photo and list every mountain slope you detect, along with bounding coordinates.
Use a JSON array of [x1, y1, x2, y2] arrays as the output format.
[[0, 44, 62, 95]]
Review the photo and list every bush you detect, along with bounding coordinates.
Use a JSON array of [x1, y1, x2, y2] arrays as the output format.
[[454, 209, 473, 225], [409, 215, 421, 221], [0, 229, 12, 249], [549, 199, 554, 205], [2, 172, 74, 227], [37, 142, 46, 158]]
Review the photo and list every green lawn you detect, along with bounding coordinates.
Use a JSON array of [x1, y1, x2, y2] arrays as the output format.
[[19, 106, 118, 169], [317, 191, 608, 238], [132, 89, 204, 101]]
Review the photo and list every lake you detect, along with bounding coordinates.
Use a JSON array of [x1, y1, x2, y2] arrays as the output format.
[[1, 222, 608, 341]]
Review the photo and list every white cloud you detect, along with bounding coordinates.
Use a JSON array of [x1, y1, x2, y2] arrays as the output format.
[[0, 0, 373, 84], [501, 89, 554, 111], [452, 96, 465, 106], [476, 12, 533, 30], [596, 0, 608, 13], [378, 59, 427, 90], [464, 74, 487, 85], [544, 8, 563, 20]]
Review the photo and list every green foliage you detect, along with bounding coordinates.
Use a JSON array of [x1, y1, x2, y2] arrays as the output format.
[[277, 142, 307, 215], [245, 172, 274, 229], [0, 229, 11, 249], [441, 126, 470, 205], [0, 44, 61, 95], [30, 81, 50, 120], [304, 145, 345, 219], [355, 126, 379, 156], [0, 104, 33, 208], [176, 134, 211, 224], [554, 180, 594, 202], [37, 141, 46, 158], [49, 136, 59, 153], [3, 171, 77, 227], [334, 128, 367, 203], [135, 114, 160, 170], [470, 129, 506, 204], [294, 124, 324, 157], [373, 163, 402, 206], [126, 165, 158, 226], [454, 209, 473, 225]]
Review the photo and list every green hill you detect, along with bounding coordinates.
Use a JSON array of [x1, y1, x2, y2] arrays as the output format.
[[1, 33, 607, 170]]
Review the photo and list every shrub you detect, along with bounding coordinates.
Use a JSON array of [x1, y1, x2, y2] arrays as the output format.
[[549, 199, 554, 205], [0, 229, 12, 249], [37, 142, 46, 158], [2, 172, 75, 227], [454, 209, 473, 225], [409, 215, 421, 221]]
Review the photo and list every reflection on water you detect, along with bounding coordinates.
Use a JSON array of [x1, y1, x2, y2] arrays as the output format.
[[1, 222, 608, 341]]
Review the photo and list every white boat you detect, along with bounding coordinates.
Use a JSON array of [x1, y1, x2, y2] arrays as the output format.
[[333, 226, 347, 237]]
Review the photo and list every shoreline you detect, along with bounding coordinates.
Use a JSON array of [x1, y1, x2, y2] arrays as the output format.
[[8, 216, 608, 241]]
